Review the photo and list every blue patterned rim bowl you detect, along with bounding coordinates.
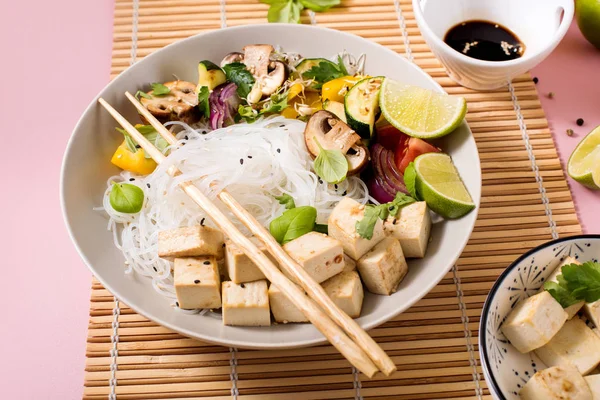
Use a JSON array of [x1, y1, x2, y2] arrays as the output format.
[[479, 234, 600, 399]]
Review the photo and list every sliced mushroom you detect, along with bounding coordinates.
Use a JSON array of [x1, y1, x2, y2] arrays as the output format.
[[139, 81, 200, 125], [242, 44, 273, 77], [220, 52, 244, 67], [261, 61, 287, 96], [304, 111, 369, 175]]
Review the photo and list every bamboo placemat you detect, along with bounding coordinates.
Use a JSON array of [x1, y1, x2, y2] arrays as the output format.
[[85, 1, 582, 398]]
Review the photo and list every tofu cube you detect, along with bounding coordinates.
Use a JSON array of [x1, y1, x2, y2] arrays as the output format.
[[383, 202, 431, 258], [357, 237, 407, 295], [222, 280, 270, 326], [520, 366, 592, 400], [322, 270, 364, 318], [283, 232, 344, 284], [585, 375, 600, 400], [535, 317, 600, 375], [540, 256, 584, 319], [328, 198, 385, 260], [501, 291, 568, 353], [225, 237, 276, 284], [158, 226, 224, 260], [342, 254, 356, 273], [268, 284, 308, 323], [586, 300, 600, 328], [174, 256, 221, 309]]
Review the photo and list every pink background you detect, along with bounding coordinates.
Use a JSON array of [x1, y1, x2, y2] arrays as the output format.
[[0, 1, 598, 399]]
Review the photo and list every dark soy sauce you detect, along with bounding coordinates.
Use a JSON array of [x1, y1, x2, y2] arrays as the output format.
[[444, 20, 525, 62]]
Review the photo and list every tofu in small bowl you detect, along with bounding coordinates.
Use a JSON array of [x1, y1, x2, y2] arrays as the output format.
[[480, 235, 600, 400]]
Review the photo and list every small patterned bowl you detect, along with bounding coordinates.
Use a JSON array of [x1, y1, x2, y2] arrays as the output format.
[[479, 234, 600, 399]]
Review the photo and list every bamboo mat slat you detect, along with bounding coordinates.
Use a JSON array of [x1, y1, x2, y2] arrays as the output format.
[[85, 0, 582, 398]]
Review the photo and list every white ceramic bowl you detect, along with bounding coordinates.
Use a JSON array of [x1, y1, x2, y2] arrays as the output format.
[[479, 235, 600, 399], [61, 24, 481, 349], [413, 0, 573, 90]]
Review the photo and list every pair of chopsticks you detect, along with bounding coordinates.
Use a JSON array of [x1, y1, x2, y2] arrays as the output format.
[[98, 92, 396, 378]]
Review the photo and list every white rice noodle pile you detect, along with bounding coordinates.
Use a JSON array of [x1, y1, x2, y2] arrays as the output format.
[[100, 115, 369, 302]]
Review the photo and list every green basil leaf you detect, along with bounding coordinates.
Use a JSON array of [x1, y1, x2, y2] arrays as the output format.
[[299, 0, 339, 13], [302, 61, 344, 89], [267, 0, 302, 23], [109, 183, 144, 214], [314, 223, 328, 234], [116, 127, 139, 153], [269, 206, 317, 244], [135, 90, 152, 100], [151, 82, 171, 96], [223, 62, 256, 99], [388, 192, 416, 217], [544, 281, 581, 308], [403, 162, 420, 200], [313, 138, 348, 184], [274, 193, 296, 209], [197, 86, 210, 119], [142, 127, 170, 159], [355, 205, 380, 240]]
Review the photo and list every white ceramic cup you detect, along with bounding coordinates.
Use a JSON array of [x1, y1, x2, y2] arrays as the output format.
[[413, 0, 574, 90]]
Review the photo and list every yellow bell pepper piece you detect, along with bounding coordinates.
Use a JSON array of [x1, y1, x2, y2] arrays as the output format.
[[111, 140, 157, 175], [321, 76, 362, 103], [281, 91, 323, 120], [287, 83, 304, 101]]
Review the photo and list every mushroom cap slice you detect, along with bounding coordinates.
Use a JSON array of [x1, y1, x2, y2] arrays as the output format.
[[242, 44, 274, 77], [220, 52, 244, 67], [139, 81, 200, 125], [261, 61, 288, 96], [304, 110, 369, 175]]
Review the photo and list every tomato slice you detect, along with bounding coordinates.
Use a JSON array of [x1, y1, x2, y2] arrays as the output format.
[[377, 123, 409, 150], [394, 136, 441, 173]]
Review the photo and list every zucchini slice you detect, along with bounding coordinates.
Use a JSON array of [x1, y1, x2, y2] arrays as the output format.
[[344, 76, 383, 141], [196, 60, 226, 92], [295, 58, 339, 90], [322, 99, 347, 123]]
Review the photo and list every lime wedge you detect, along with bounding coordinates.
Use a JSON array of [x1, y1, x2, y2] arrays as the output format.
[[568, 125, 600, 190], [379, 78, 467, 139], [414, 152, 475, 219]]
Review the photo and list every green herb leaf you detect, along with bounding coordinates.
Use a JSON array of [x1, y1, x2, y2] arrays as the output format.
[[560, 262, 600, 303], [314, 223, 328, 234], [299, 0, 340, 12], [313, 138, 348, 184], [302, 61, 345, 89], [116, 127, 139, 153], [238, 104, 259, 123], [403, 162, 419, 200], [336, 54, 349, 76], [264, 0, 303, 23], [387, 192, 416, 217], [355, 193, 416, 239], [197, 86, 210, 119], [135, 90, 152, 100], [274, 193, 296, 209], [151, 83, 171, 96], [269, 206, 317, 244], [262, 91, 289, 113], [223, 62, 256, 99], [544, 281, 581, 308], [115, 126, 169, 158], [110, 182, 144, 214]]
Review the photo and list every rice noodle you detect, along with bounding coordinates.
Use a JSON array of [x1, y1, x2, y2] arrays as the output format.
[[99, 115, 369, 303]]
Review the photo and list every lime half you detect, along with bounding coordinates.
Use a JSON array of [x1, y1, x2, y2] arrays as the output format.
[[414, 153, 475, 219], [568, 125, 600, 190], [379, 78, 467, 139]]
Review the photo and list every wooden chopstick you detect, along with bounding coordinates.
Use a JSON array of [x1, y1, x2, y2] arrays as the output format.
[[98, 97, 380, 378], [124, 92, 396, 376]]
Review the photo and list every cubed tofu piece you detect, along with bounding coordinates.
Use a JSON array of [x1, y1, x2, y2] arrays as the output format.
[[586, 300, 600, 328], [283, 232, 345, 284], [328, 198, 385, 260], [383, 202, 431, 258], [357, 237, 407, 295], [539, 256, 584, 319], [520, 366, 592, 400], [501, 291, 568, 353], [222, 280, 270, 326], [342, 254, 356, 272], [322, 270, 364, 318], [158, 226, 224, 260], [174, 256, 221, 309], [268, 284, 308, 323], [585, 375, 600, 400], [225, 237, 276, 284], [535, 318, 600, 375]]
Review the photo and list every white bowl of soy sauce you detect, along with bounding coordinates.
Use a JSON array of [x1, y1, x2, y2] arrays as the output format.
[[413, 0, 574, 90]]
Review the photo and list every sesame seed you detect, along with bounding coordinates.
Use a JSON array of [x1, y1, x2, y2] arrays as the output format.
[[318, 179, 323, 184], [342, 190, 347, 196], [533, 77, 539, 84], [203, 260, 210, 265], [247, 155, 253, 159], [129, 178, 135, 181], [240, 283, 245, 288], [147, 183, 151, 188], [334, 184, 338, 190], [194, 279, 200, 284], [201, 130, 207, 134], [184, 135, 189, 140], [153, 266, 158, 272], [176, 302, 180, 307], [240, 158, 244, 165], [276, 148, 281, 153], [577, 118, 584, 126], [279, 124, 285, 128], [392, 219, 397, 225], [566, 129, 574, 136], [135, 145, 141, 149], [200, 217, 205, 226]]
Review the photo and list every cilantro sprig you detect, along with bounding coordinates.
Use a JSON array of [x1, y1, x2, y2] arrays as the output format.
[[302, 59, 346, 89], [356, 193, 416, 239], [544, 261, 600, 307]]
